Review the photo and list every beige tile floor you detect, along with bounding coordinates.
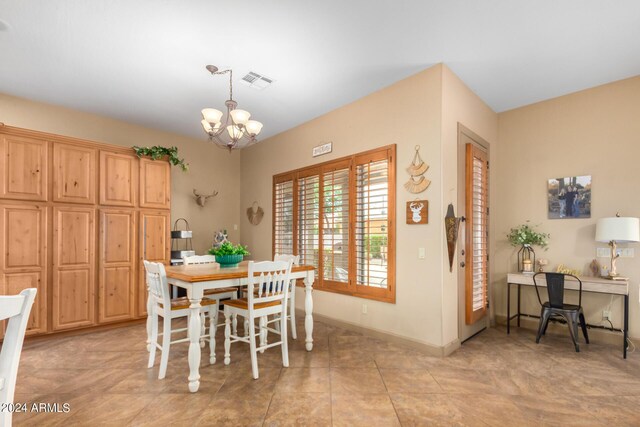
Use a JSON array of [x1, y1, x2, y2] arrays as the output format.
[[10, 317, 640, 426]]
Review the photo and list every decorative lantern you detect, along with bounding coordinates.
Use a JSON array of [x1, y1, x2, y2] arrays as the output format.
[[518, 244, 536, 274]]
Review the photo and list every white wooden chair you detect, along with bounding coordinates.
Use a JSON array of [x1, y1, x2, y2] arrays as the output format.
[[223, 260, 292, 379], [182, 254, 239, 338], [274, 254, 300, 339], [0, 288, 37, 427], [144, 261, 218, 379]]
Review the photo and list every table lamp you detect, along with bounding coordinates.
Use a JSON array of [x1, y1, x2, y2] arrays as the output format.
[[595, 214, 640, 280]]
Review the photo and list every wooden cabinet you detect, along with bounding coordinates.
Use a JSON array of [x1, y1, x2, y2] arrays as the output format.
[[0, 135, 48, 201], [138, 210, 170, 316], [0, 204, 47, 336], [53, 143, 97, 204], [52, 207, 96, 330], [100, 151, 137, 207], [99, 209, 136, 323], [0, 125, 172, 337], [140, 158, 171, 209]]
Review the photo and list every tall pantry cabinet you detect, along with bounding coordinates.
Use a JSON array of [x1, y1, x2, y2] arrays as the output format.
[[0, 124, 171, 337]]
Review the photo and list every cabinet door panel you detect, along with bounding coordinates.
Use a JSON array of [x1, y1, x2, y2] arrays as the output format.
[[140, 158, 170, 209], [138, 210, 170, 316], [99, 209, 136, 323], [2, 205, 45, 269], [3, 272, 46, 335], [0, 135, 48, 201], [53, 207, 95, 330], [0, 203, 47, 336], [100, 151, 137, 207], [53, 143, 97, 204]]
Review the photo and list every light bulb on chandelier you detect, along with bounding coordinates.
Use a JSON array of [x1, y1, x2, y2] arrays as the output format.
[[200, 65, 263, 151]]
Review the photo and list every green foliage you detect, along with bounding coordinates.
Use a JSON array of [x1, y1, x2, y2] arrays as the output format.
[[208, 242, 250, 257], [369, 235, 388, 258], [507, 222, 549, 248], [132, 145, 189, 171]]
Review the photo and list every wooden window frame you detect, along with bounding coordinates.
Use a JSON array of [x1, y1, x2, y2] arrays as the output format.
[[273, 144, 396, 303]]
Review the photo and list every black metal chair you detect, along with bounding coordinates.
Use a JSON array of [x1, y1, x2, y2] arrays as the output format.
[[533, 272, 589, 352]]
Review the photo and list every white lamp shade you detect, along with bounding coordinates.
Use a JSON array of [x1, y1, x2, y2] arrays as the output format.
[[245, 120, 263, 136], [201, 108, 223, 123], [595, 217, 640, 243], [201, 119, 212, 133], [229, 109, 251, 125], [227, 125, 244, 139]]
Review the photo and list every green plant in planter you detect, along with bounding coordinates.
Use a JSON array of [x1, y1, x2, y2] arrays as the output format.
[[132, 145, 189, 171], [507, 222, 550, 249], [208, 242, 250, 257]]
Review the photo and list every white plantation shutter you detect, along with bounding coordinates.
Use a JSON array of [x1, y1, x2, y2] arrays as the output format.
[[272, 145, 395, 303], [273, 178, 294, 256], [355, 156, 390, 291], [321, 163, 350, 288], [298, 173, 320, 277], [465, 143, 488, 324]]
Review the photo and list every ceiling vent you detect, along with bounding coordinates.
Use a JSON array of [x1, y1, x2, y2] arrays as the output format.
[[240, 71, 274, 90]]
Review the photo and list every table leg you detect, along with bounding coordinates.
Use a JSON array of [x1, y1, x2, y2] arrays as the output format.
[[517, 284, 521, 328], [304, 272, 314, 352], [624, 294, 629, 359], [188, 296, 203, 392], [507, 282, 511, 334]]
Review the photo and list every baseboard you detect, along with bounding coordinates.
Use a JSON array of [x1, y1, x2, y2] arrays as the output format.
[[495, 314, 633, 347], [299, 309, 452, 357]]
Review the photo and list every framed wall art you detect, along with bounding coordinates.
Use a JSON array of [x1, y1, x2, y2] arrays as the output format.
[[548, 175, 591, 219]]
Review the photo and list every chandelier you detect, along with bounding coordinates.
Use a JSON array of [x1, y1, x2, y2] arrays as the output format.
[[200, 65, 263, 151]]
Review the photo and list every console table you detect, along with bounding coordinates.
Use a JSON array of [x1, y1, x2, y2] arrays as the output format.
[[506, 273, 630, 358]]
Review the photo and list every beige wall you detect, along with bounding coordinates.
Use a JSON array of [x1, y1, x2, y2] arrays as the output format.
[[494, 76, 640, 338], [0, 93, 241, 253], [441, 66, 499, 345], [241, 65, 445, 347]]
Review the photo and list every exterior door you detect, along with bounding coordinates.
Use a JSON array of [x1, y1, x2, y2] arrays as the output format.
[[138, 210, 170, 316], [99, 209, 136, 323], [458, 125, 490, 342]]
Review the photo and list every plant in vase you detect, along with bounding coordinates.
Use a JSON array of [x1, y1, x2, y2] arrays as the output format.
[[208, 242, 250, 268], [507, 222, 550, 274]]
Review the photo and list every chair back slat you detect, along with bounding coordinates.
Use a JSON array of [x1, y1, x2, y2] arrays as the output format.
[[247, 260, 292, 307], [0, 288, 37, 426], [143, 261, 171, 308], [533, 272, 583, 308], [183, 254, 217, 265]]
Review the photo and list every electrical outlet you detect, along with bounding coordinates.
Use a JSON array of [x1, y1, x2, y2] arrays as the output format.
[[602, 310, 612, 321], [418, 248, 426, 259], [362, 304, 368, 314]]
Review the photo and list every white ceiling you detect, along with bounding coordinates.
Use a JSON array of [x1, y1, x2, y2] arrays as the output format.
[[1, 1, 639, 140]]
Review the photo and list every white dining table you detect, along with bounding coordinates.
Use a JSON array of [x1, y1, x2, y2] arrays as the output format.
[[161, 261, 316, 392]]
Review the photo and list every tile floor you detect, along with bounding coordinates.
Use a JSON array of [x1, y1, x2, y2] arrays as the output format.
[[10, 317, 640, 426]]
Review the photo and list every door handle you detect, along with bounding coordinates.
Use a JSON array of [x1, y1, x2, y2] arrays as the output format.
[[460, 261, 466, 268]]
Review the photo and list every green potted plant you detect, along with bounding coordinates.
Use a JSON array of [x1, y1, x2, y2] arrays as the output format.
[[132, 145, 189, 171], [208, 242, 250, 268], [507, 222, 550, 273]]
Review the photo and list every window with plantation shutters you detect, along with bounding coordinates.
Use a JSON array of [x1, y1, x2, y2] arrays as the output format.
[[465, 143, 488, 324], [321, 162, 350, 289], [272, 145, 395, 303], [298, 172, 320, 277], [273, 177, 294, 257], [355, 154, 390, 295]]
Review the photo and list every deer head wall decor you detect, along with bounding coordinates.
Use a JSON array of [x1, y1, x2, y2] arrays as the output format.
[[193, 189, 218, 207]]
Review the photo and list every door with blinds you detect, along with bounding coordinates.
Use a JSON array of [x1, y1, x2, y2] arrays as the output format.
[[458, 126, 490, 342]]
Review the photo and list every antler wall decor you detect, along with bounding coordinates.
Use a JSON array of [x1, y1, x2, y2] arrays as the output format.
[[193, 189, 218, 207]]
